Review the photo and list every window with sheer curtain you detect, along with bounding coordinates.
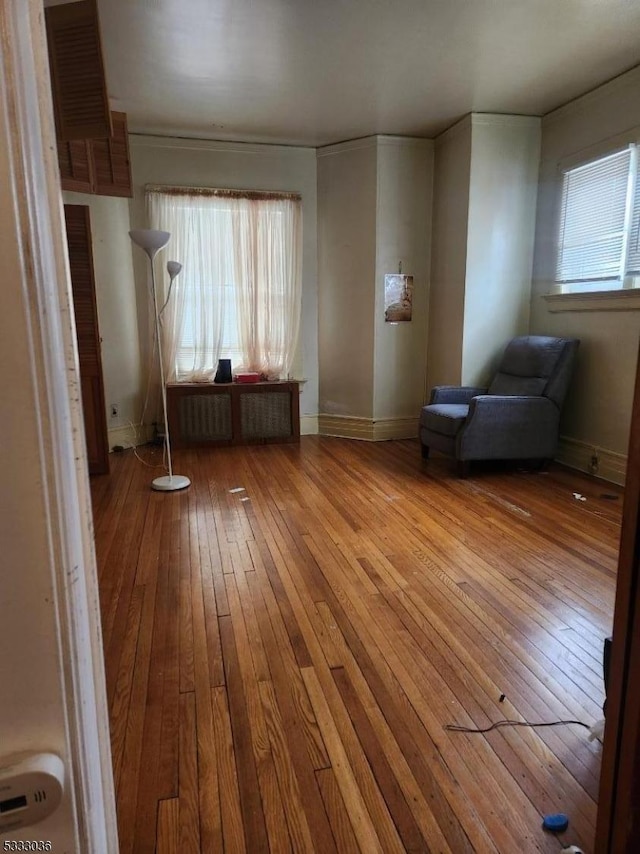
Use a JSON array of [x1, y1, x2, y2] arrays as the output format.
[[147, 187, 302, 382], [555, 144, 640, 293]]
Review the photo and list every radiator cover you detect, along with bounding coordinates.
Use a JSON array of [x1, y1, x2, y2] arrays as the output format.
[[167, 381, 300, 448]]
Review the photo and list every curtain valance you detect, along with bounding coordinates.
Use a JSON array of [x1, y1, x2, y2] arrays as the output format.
[[146, 184, 301, 202]]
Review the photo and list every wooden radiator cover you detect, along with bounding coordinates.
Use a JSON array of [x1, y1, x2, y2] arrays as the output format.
[[167, 381, 300, 448]]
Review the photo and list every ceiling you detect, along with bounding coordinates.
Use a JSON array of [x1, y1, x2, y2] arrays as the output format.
[[97, 0, 640, 147]]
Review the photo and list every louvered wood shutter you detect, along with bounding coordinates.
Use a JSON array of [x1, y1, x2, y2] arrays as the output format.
[[46, 0, 112, 141], [92, 112, 133, 197], [58, 138, 94, 192]]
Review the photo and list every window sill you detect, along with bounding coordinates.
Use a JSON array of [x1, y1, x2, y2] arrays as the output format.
[[543, 289, 640, 312]]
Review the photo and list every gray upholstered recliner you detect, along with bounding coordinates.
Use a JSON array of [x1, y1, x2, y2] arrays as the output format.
[[420, 335, 579, 476]]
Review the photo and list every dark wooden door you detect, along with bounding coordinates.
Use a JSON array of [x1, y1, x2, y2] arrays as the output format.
[[596, 342, 640, 851], [64, 204, 109, 475]]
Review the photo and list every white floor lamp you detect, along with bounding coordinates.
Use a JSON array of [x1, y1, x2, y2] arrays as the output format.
[[129, 228, 191, 492]]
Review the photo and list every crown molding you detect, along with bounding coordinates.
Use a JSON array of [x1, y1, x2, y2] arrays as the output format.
[[132, 131, 433, 160], [316, 135, 380, 157], [543, 64, 640, 128], [435, 114, 472, 148], [553, 124, 640, 172], [376, 134, 433, 149], [129, 133, 315, 157], [435, 113, 540, 148], [317, 134, 433, 158], [470, 113, 541, 129]]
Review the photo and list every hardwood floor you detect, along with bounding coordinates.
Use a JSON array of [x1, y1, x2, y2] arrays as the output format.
[[91, 437, 622, 853]]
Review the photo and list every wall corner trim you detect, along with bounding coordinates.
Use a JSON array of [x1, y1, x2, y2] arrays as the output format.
[[300, 415, 319, 435]]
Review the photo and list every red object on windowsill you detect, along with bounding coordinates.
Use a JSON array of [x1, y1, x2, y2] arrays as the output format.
[[235, 372, 260, 383]]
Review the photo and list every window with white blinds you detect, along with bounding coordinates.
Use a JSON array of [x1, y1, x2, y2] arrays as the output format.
[[627, 162, 640, 276], [555, 144, 640, 291]]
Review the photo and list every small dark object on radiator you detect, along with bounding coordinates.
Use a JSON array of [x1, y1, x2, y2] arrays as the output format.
[[214, 358, 233, 384]]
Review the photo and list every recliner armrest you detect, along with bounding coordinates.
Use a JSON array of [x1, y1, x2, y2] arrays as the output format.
[[467, 395, 559, 419], [430, 385, 487, 405], [459, 395, 560, 460]]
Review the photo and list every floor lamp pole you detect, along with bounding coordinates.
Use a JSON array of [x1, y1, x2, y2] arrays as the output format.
[[129, 229, 190, 492]]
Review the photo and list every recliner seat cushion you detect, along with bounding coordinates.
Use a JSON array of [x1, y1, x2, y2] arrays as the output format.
[[420, 403, 469, 438]]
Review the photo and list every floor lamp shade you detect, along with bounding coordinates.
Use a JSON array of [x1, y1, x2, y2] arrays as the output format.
[[129, 228, 190, 491], [129, 229, 171, 259]]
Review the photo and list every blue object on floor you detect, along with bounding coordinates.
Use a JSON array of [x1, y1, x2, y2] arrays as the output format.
[[542, 813, 569, 833]]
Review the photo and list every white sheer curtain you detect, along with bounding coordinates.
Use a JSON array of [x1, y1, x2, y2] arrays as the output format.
[[148, 191, 227, 381], [233, 197, 302, 376], [147, 188, 302, 382]]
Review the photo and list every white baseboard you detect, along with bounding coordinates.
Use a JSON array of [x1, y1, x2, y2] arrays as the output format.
[[108, 423, 154, 451], [300, 415, 319, 435], [556, 435, 627, 485], [113, 419, 319, 445], [318, 414, 418, 442]]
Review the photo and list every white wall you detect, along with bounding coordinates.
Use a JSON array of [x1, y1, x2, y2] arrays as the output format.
[[463, 116, 541, 385], [129, 135, 319, 424], [317, 138, 378, 418], [426, 117, 471, 391], [530, 66, 640, 469], [427, 114, 540, 395], [317, 135, 433, 435], [374, 137, 433, 420], [63, 192, 142, 447]]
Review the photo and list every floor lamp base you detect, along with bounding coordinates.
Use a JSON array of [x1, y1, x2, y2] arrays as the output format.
[[152, 474, 191, 492]]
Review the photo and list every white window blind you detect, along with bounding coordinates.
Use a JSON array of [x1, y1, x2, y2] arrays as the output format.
[[627, 158, 640, 276], [556, 148, 632, 284]]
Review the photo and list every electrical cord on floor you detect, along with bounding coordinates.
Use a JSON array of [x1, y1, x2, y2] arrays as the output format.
[[445, 719, 590, 734], [124, 304, 169, 473], [132, 431, 165, 469]]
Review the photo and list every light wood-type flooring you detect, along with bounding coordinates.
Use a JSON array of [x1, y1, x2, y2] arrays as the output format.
[[91, 437, 622, 853]]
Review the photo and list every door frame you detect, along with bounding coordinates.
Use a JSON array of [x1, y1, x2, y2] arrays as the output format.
[[1, 0, 117, 848], [595, 343, 640, 852], [9, 0, 640, 850], [64, 203, 111, 475]]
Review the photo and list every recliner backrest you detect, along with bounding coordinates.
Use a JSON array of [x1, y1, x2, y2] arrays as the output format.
[[488, 336, 580, 408]]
